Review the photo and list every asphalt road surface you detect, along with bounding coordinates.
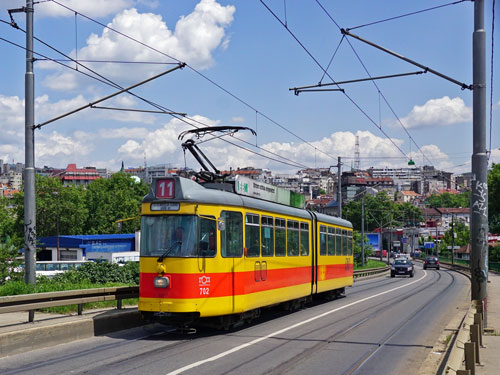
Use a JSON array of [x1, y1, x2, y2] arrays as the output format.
[[0, 264, 470, 375]]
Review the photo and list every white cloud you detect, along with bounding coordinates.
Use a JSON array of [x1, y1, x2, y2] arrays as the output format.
[[490, 148, 500, 166], [41, 1, 235, 89], [99, 127, 149, 139], [118, 115, 220, 161], [35, 94, 88, 124], [231, 116, 245, 124], [36, 131, 93, 166], [400, 96, 472, 129]]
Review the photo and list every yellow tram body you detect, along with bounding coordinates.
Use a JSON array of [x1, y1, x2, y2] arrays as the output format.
[[139, 177, 353, 322]]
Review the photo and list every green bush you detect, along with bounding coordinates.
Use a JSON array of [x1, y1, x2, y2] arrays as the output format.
[[0, 261, 139, 296], [51, 261, 139, 285]]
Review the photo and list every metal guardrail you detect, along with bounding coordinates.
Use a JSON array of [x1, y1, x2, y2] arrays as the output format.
[[0, 266, 388, 319], [0, 286, 139, 321], [444, 300, 484, 375], [353, 266, 389, 279]]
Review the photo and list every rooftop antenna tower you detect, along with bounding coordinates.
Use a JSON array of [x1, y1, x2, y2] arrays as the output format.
[[354, 135, 360, 170]]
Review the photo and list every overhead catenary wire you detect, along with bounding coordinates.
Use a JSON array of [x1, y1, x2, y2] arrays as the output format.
[[260, 1, 474, 191], [347, 0, 471, 31], [315, 0, 468, 166], [47, 0, 339, 164], [259, 0, 410, 161], [0, 20, 311, 171], [341, 35, 434, 166], [489, 0, 496, 160]]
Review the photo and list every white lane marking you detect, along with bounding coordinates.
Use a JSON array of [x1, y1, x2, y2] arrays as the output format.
[[166, 271, 428, 375]]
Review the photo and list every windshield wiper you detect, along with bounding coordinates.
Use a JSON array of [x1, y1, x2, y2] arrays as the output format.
[[157, 241, 182, 262]]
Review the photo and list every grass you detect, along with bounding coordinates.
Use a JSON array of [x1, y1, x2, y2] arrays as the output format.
[[354, 259, 386, 270]]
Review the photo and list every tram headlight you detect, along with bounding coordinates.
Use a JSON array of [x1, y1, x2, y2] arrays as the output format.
[[154, 276, 170, 288]]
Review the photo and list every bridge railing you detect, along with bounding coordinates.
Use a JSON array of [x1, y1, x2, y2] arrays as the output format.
[[443, 300, 484, 375], [353, 266, 389, 279], [0, 286, 139, 322]]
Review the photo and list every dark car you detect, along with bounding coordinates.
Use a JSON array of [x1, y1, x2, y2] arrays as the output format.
[[423, 256, 440, 270], [391, 258, 414, 278]]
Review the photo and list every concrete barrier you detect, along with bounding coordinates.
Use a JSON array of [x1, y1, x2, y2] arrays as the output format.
[[0, 308, 144, 358]]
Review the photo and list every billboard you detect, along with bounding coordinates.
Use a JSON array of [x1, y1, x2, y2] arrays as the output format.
[[366, 233, 381, 250]]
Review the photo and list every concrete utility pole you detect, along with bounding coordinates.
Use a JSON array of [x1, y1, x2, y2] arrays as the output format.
[[24, 0, 36, 322], [337, 157, 342, 218], [24, 0, 36, 286], [470, 0, 488, 301], [451, 214, 455, 265], [361, 197, 365, 267]]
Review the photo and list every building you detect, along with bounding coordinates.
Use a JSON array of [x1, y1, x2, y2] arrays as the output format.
[[396, 190, 421, 205], [37, 233, 138, 261], [341, 171, 395, 204], [51, 164, 100, 186], [0, 170, 22, 191]]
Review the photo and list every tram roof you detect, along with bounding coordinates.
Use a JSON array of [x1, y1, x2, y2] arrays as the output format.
[[143, 177, 352, 228]]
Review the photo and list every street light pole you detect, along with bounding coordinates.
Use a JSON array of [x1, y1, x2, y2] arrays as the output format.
[[361, 197, 365, 267], [451, 214, 455, 265], [52, 191, 60, 261]]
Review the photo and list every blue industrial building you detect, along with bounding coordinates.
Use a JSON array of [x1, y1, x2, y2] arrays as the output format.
[[37, 233, 138, 261]]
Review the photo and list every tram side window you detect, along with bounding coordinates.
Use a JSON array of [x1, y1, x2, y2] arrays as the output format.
[[199, 216, 216, 257], [221, 211, 243, 257], [342, 229, 348, 255], [300, 222, 309, 256], [319, 225, 327, 256], [245, 213, 260, 257], [287, 220, 299, 256], [261, 216, 274, 257], [348, 230, 353, 256], [335, 228, 342, 256], [275, 218, 286, 256], [328, 227, 335, 256]]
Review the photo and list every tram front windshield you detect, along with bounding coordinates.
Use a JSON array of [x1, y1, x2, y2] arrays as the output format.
[[141, 215, 216, 257]]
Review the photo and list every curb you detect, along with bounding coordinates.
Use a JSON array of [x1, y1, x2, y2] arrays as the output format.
[[0, 309, 144, 359]]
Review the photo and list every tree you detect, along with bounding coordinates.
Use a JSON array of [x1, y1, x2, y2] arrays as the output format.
[[488, 163, 500, 233], [0, 197, 19, 245], [353, 231, 373, 267], [12, 175, 88, 239], [426, 191, 470, 208], [438, 222, 469, 257], [0, 238, 23, 285], [343, 191, 422, 232], [83, 173, 149, 234]]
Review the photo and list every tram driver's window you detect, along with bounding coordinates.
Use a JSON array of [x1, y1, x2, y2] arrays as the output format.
[[221, 211, 243, 257], [199, 216, 217, 257]]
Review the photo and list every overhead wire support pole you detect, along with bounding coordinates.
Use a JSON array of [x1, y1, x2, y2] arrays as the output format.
[[34, 63, 186, 129], [22, 0, 36, 323], [341, 28, 473, 90], [470, 0, 488, 303], [290, 70, 426, 95]]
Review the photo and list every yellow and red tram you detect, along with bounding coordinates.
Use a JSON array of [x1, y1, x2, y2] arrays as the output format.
[[139, 176, 353, 326]]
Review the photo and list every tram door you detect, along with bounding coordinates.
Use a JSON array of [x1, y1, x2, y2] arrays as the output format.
[[220, 211, 244, 313]]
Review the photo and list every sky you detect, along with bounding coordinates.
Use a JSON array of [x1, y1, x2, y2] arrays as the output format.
[[0, 0, 499, 175]]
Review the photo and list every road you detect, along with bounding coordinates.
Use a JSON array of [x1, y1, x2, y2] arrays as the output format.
[[0, 264, 470, 375]]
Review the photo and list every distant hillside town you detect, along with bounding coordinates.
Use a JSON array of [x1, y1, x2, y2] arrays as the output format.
[[0, 159, 471, 208], [3, 159, 496, 259]]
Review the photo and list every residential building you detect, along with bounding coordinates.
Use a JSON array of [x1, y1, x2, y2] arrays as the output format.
[[51, 164, 100, 186], [396, 190, 421, 205], [0, 170, 22, 190]]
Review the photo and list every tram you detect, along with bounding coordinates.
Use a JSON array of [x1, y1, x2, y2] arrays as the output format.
[[138, 175, 354, 328]]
